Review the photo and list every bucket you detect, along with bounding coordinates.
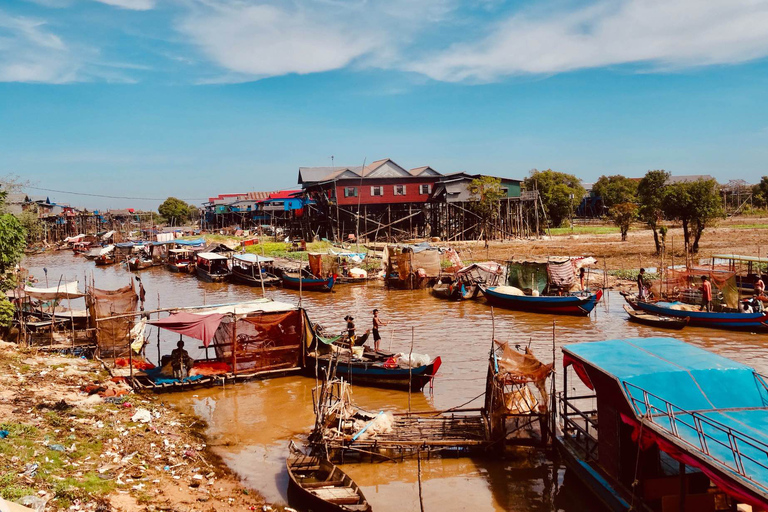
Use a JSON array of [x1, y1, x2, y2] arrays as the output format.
[[352, 346, 365, 358]]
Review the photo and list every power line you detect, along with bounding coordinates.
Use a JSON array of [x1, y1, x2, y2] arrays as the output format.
[[24, 186, 205, 202]]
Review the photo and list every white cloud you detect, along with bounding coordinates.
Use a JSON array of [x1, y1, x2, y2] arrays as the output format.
[[92, 0, 155, 10], [178, 2, 380, 79], [409, 0, 768, 82], [0, 11, 81, 82]]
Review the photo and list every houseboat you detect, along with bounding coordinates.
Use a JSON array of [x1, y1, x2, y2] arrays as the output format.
[[195, 252, 231, 283], [559, 337, 768, 511], [231, 253, 281, 287], [166, 248, 194, 273]]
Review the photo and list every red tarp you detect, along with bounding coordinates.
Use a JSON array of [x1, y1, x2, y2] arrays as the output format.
[[149, 312, 226, 346]]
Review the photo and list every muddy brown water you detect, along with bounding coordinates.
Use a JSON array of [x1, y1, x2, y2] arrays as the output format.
[[22, 252, 768, 511]]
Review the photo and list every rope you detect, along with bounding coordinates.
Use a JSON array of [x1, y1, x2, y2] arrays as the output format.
[[629, 412, 648, 511]]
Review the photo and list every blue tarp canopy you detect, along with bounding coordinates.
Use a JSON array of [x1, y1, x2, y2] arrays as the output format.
[[169, 238, 205, 246], [565, 337, 768, 502], [233, 253, 274, 264]]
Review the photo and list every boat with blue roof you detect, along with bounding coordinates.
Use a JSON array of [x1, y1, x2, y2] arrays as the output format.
[[558, 336, 768, 511]]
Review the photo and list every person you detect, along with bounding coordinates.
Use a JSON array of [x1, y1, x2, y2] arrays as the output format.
[[700, 275, 712, 312], [372, 309, 388, 352], [170, 340, 194, 380], [637, 268, 647, 300], [579, 267, 586, 291], [756, 277, 765, 297], [344, 315, 356, 344]]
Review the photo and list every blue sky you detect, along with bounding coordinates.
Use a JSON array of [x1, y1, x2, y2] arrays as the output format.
[[2, 0, 768, 209]]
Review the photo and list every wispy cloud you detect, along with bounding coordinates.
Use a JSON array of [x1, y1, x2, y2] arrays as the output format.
[[409, 0, 768, 82], [92, 0, 155, 10]]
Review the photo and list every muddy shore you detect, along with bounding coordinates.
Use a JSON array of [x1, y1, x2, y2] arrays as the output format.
[[0, 341, 272, 511]]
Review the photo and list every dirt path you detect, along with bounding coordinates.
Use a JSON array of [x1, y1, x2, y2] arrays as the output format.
[[0, 341, 274, 511]]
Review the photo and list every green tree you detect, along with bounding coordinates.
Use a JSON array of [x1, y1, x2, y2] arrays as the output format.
[[610, 202, 638, 241], [524, 169, 585, 228], [158, 197, 193, 225], [592, 174, 638, 208], [18, 208, 43, 243], [662, 178, 724, 254], [468, 176, 506, 247], [638, 170, 670, 255], [752, 176, 768, 208]]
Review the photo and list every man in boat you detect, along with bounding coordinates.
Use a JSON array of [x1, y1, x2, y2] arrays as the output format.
[[756, 276, 765, 297], [344, 315, 356, 345], [637, 268, 648, 300], [170, 340, 194, 380], [700, 275, 712, 312], [372, 309, 388, 352]]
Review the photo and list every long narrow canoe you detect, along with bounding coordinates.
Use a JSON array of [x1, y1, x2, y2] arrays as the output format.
[[307, 352, 441, 391], [633, 300, 768, 332], [482, 287, 603, 316], [281, 271, 336, 292], [622, 304, 688, 330], [286, 450, 371, 512]]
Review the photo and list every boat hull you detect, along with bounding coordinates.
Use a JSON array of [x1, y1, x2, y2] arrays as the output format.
[[623, 304, 688, 330], [282, 272, 335, 292], [231, 270, 281, 287], [634, 301, 768, 331], [195, 267, 230, 283], [307, 355, 441, 391], [483, 287, 603, 316], [286, 454, 370, 512]]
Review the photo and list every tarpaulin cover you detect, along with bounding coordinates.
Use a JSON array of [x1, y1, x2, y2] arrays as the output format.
[[90, 283, 138, 358], [149, 311, 226, 346], [507, 261, 548, 293], [564, 337, 768, 506], [308, 253, 338, 278], [171, 238, 205, 246], [24, 281, 85, 300], [547, 260, 575, 288]]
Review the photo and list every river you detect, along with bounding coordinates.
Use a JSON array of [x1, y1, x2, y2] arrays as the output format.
[[21, 251, 768, 511]]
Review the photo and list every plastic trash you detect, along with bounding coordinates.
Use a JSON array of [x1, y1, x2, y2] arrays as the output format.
[[18, 495, 46, 512], [131, 408, 152, 423], [21, 463, 39, 477], [49, 444, 65, 452], [0, 430, 9, 439]]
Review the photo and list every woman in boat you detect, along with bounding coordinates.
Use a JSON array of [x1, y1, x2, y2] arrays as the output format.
[[344, 315, 355, 344]]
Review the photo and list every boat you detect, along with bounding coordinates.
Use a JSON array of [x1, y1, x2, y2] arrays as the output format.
[[558, 337, 768, 511], [633, 299, 768, 332], [712, 254, 768, 294], [481, 286, 603, 316], [127, 253, 154, 271], [94, 245, 116, 266], [622, 304, 688, 330], [286, 446, 371, 512], [433, 262, 503, 301], [281, 271, 336, 292], [231, 253, 281, 287], [306, 347, 441, 391], [166, 248, 194, 273], [72, 241, 91, 254], [195, 252, 231, 283]]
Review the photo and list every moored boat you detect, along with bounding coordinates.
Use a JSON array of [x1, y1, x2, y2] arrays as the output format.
[[633, 299, 768, 332], [622, 304, 688, 330], [482, 286, 602, 316], [127, 253, 154, 271], [194, 252, 231, 283], [93, 245, 116, 266], [231, 253, 281, 287], [286, 447, 371, 512], [166, 248, 194, 273], [281, 271, 335, 292]]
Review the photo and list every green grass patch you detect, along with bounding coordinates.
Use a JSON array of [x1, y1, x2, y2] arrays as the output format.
[[0, 472, 36, 502], [548, 226, 621, 236], [609, 269, 659, 281], [730, 223, 768, 229]]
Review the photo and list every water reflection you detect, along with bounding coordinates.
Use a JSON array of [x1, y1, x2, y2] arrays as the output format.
[[22, 252, 768, 511]]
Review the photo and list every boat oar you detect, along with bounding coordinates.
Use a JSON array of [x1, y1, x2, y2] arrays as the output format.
[[352, 411, 384, 441]]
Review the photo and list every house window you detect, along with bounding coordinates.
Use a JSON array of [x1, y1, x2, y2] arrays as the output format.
[[344, 187, 358, 197], [371, 186, 384, 197], [393, 185, 406, 196], [419, 184, 431, 195]]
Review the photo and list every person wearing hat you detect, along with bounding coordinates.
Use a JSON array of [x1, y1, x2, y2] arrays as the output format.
[[170, 340, 194, 380], [344, 315, 356, 344], [700, 275, 712, 312]]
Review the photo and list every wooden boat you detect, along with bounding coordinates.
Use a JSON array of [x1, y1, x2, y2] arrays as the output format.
[[127, 254, 153, 271], [166, 248, 194, 273], [633, 299, 768, 332], [281, 271, 335, 292], [231, 253, 281, 287], [307, 350, 441, 391], [482, 286, 603, 316], [432, 280, 477, 300], [72, 241, 91, 254], [195, 252, 231, 283], [286, 448, 371, 512], [94, 247, 116, 266], [622, 304, 688, 330]]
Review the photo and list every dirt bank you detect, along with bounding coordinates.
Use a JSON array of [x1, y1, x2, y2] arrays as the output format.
[[0, 341, 271, 511]]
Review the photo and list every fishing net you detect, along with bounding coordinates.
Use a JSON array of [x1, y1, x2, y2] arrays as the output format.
[[651, 268, 739, 309], [90, 282, 138, 358], [493, 340, 554, 411]]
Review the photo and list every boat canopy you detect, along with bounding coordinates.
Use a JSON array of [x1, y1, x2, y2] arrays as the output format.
[[169, 248, 192, 254], [233, 253, 274, 264], [24, 281, 85, 300], [564, 337, 768, 507], [171, 238, 205, 246], [713, 254, 768, 264], [196, 252, 228, 261]]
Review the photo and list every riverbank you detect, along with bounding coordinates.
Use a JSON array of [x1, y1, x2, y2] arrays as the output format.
[[0, 341, 271, 511]]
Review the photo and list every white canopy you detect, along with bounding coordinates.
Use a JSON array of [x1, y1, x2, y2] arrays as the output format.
[[196, 252, 228, 261], [63, 234, 85, 243], [24, 281, 85, 300], [101, 230, 116, 240], [186, 298, 297, 317], [97, 244, 115, 256]]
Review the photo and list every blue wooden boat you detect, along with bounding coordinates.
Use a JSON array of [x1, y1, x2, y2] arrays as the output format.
[[306, 351, 441, 391], [281, 271, 335, 292], [481, 286, 602, 316], [633, 300, 768, 332], [559, 337, 768, 511]]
